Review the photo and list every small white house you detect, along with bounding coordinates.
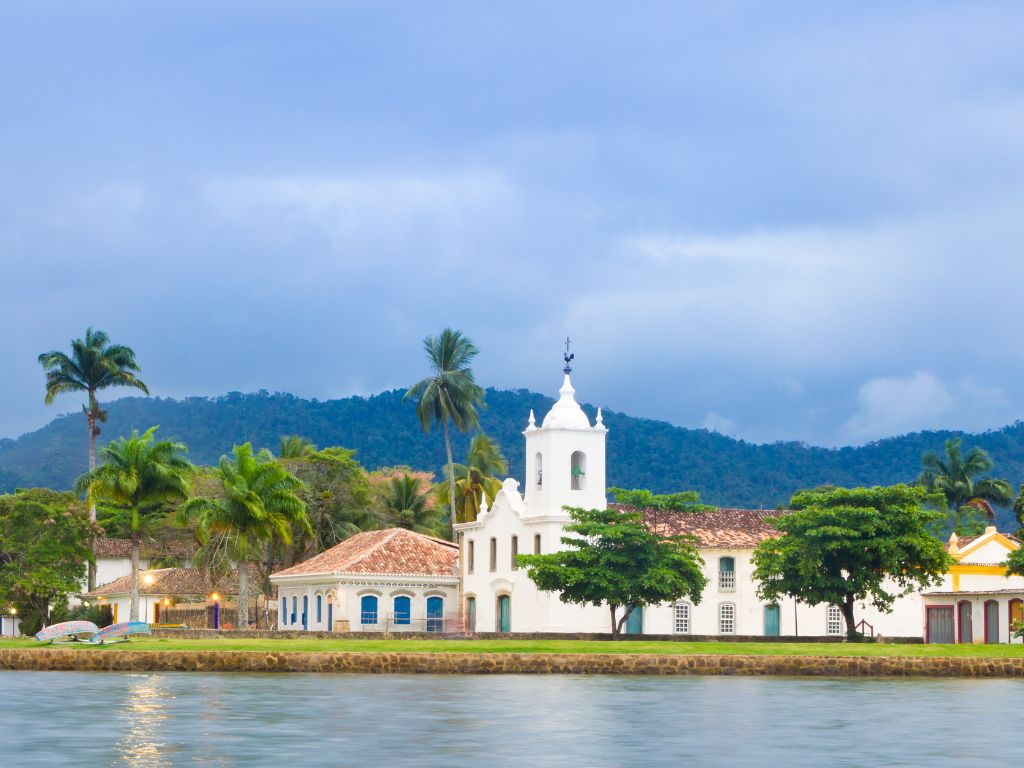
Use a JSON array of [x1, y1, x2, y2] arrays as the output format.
[[270, 528, 460, 633], [1, 614, 20, 637]]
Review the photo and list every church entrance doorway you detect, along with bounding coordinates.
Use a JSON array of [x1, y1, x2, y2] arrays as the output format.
[[625, 606, 643, 635], [497, 595, 510, 633]]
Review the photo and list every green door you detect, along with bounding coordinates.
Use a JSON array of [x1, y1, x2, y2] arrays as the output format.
[[764, 604, 781, 637], [497, 595, 510, 633], [625, 606, 643, 635]]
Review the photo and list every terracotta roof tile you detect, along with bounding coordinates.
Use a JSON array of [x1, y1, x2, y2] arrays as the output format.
[[84, 567, 260, 598], [271, 528, 459, 579], [611, 504, 782, 549], [93, 538, 196, 560]]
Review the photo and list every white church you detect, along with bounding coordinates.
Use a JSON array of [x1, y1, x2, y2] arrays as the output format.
[[273, 365, 1024, 643]]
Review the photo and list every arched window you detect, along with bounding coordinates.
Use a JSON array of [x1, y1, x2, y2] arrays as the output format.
[[394, 595, 411, 625], [1010, 599, 1023, 640], [316, 594, 322, 624], [426, 596, 444, 632], [827, 605, 843, 636], [467, 539, 475, 574], [719, 603, 736, 634], [302, 595, 309, 630], [535, 452, 543, 488], [570, 451, 586, 490], [466, 596, 476, 633], [534, 533, 541, 554], [511, 535, 519, 570], [718, 557, 736, 591], [280, 597, 286, 626], [985, 600, 999, 644], [489, 537, 497, 572], [674, 602, 691, 634], [360, 595, 378, 625], [327, 594, 334, 632], [291, 596, 297, 625], [958, 600, 972, 643]]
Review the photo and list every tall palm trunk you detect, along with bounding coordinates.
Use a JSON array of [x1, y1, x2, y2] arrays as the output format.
[[443, 417, 456, 537], [238, 559, 250, 628], [86, 394, 98, 591], [129, 534, 140, 622]]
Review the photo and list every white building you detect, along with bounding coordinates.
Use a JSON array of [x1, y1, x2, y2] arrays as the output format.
[[271, 528, 460, 632]]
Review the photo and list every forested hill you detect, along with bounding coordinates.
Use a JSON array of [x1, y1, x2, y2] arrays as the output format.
[[2, 388, 1024, 510]]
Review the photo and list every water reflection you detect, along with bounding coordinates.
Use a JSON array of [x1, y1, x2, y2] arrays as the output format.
[[115, 675, 172, 768], [0, 672, 1021, 767]]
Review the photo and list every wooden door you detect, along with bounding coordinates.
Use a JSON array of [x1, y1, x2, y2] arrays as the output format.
[[927, 606, 954, 643], [764, 604, 781, 637], [957, 601, 972, 643]]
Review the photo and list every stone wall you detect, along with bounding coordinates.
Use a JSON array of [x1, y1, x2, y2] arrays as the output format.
[[0, 648, 1018, 676]]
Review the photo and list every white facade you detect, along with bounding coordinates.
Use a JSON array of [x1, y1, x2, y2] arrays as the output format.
[[274, 576, 460, 633], [1, 615, 21, 637]]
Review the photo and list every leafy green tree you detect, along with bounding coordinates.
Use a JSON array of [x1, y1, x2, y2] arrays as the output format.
[[76, 427, 192, 620], [1012, 484, 1024, 539], [178, 443, 309, 627], [279, 447, 378, 563], [404, 328, 485, 537], [517, 506, 708, 636], [380, 474, 448, 538], [38, 328, 150, 591], [919, 438, 1012, 534], [278, 435, 316, 459], [608, 487, 712, 533], [436, 433, 507, 523], [0, 488, 98, 635], [753, 485, 952, 638]]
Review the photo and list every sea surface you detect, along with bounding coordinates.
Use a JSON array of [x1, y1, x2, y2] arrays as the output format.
[[0, 671, 1018, 767]]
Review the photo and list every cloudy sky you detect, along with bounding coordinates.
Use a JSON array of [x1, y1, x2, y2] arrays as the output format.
[[2, 2, 1023, 447]]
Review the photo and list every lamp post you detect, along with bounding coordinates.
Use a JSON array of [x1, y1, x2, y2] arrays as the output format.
[[211, 593, 220, 630]]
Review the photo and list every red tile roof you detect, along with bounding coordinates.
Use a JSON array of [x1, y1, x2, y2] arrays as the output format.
[[271, 528, 459, 579], [612, 504, 782, 549], [84, 567, 260, 598], [93, 538, 196, 559]]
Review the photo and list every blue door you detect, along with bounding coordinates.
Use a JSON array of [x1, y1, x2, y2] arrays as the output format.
[[466, 597, 476, 633], [327, 597, 333, 632], [764, 604, 781, 637], [625, 606, 643, 635], [497, 595, 511, 633], [426, 596, 444, 632], [394, 596, 411, 625], [302, 596, 308, 630]]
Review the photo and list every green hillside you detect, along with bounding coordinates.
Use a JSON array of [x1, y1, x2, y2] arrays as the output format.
[[1, 389, 1022, 518]]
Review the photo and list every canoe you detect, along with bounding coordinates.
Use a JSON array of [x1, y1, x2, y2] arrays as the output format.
[[35, 621, 100, 643], [89, 621, 152, 644]]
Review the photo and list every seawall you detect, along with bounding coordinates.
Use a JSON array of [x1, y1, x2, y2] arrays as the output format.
[[0, 649, 1020, 677]]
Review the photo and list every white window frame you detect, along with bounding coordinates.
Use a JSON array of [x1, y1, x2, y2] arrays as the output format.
[[674, 602, 691, 634], [719, 603, 736, 635], [826, 605, 842, 636]]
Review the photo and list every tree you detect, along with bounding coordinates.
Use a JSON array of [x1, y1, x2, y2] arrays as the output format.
[[0, 489, 99, 635], [517, 506, 708, 636], [436, 433, 507, 524], [380, 473, 448, 538], [76, 427, 192, 621], [178, 443, 309, 628], [279, 447, 378, 564], [608, 487, 712, 533], [404, 328, 485, 538], [38, 328, 149, 591], [919, 438, 1012, 534], [1013, 484, 1024, 538], [753, 485, 952, 639], [278, 435, 316, 459]]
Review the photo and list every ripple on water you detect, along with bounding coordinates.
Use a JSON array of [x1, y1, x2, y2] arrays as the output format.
[[0, 672, 1020, 767]]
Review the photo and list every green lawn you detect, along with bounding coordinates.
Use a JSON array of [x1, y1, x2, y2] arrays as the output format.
[[3, 636, 1024, 658]]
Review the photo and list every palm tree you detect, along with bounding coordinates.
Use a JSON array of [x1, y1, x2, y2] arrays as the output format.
[[178, 443, 309, 628], [278, 435, 316, 459], [404, 328, 485, 537], [436, 433, 507, 524], [76, 427, 192, 620], [381, 474, 448, 538], [38, 328, 149, 527], [919, 438, 1013, 532]]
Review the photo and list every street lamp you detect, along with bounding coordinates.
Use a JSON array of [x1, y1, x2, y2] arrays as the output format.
[[211, 593, 221, 630]]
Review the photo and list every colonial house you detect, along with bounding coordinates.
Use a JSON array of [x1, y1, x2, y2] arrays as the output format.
[[270, 528, 460, 633], [83, 567, 263, 627], [73, 537, 195, 607]]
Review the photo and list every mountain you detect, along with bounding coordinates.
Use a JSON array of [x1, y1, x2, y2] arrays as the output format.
[[1, 388, 1023, 521]]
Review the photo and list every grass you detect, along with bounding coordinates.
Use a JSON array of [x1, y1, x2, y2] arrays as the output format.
[[3, 636, 1024, 658]]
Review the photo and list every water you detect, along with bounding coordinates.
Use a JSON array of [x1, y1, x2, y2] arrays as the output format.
[[0, 671, 1018, 767]]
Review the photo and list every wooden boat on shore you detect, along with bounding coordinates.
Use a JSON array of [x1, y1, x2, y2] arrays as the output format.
[[89, 622, 152, 644], [35, 621, 100, 643]]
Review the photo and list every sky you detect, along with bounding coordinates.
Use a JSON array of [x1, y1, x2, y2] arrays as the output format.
[[2, 1, 1024, 447]]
